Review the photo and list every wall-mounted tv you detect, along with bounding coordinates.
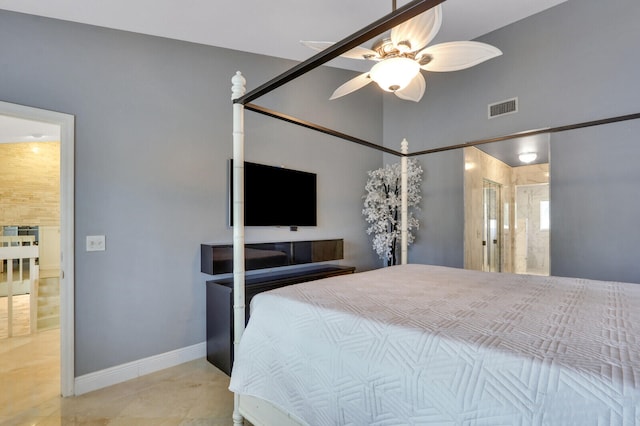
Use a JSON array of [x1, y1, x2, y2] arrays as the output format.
[[229, 160, 317, 227]]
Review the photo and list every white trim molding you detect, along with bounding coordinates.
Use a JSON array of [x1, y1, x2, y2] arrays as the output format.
[[0, 100, 75, 396], [74, 342, 206, 395]]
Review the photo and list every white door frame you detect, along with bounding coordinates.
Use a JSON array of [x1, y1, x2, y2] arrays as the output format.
[[0, 100, 75, 396]]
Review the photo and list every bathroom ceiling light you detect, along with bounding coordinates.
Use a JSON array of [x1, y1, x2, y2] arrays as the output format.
[[518, 152, 537, 163]]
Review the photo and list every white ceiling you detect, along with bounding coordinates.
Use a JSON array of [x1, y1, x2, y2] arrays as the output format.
[[0, 115, 60, 144], [0, 0, 566, 72], [0, 0, 566, 142]]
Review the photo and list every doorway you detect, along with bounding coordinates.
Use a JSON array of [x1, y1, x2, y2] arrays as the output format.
[[0, 101, 75, 397], [464, 143, 550, 274]]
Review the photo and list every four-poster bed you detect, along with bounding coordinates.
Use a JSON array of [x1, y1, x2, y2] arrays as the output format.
[[228, 0, 640, 424]]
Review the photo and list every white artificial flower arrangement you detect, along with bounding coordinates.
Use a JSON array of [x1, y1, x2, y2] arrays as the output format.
[[362, 158, 423, 266]]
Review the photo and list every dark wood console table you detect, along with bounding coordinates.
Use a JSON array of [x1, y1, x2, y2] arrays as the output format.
[[201, 239, 345, 275], [206, 264, 355, 375]]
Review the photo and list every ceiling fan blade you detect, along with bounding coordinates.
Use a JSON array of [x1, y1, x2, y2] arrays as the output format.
[[330, 72, 373, 100], [390, 5, 442, 53], [394, 72, 426, 102], [300, 41, 379, 60], [419, 41, 502, 72]]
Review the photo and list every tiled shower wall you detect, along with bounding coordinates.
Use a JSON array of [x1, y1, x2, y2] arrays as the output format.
[[0, 142, 60, 227], [513, 165, 550, 275]]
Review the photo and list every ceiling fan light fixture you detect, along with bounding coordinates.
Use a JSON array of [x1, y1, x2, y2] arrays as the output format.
[[369, 57, 420, 92], [307, 4, 500, 101]]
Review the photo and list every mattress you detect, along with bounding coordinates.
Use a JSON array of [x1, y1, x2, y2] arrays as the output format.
[[229, 264, 640, 425]]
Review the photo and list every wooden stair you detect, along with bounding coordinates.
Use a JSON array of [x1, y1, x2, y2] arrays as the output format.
[[37, 273, 60, 331]]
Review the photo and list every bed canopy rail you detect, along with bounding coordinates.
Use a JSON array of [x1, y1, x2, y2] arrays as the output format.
[[409, 111, 640, 157], [244, 103, 404, 156], [234, 0, 446, 107], [247, 104, 640, 159]]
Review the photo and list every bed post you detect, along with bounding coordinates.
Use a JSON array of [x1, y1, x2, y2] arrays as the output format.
[[231, 71, 246, 426], [400, 139, 409, 265]]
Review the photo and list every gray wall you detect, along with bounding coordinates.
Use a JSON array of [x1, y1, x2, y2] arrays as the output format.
[[383, 0, 640, 282], [2, 0, 639, 377], [0, 11, 383, 375], [551, 119, 640, 284]]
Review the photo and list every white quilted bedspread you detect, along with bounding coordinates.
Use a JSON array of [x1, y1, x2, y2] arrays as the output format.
[[229, 264, 640, 425]]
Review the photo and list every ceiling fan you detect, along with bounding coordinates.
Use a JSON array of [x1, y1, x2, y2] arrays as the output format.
[[301, 3, 502, 102]]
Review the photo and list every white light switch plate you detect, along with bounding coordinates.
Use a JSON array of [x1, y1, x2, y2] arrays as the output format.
[[86, 235, 106, 252]]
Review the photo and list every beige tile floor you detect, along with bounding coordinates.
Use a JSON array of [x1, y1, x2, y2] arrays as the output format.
[[0, 294, 32, 337], [0, 328, 237, 425]]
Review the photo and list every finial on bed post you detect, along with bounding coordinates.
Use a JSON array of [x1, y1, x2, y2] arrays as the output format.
[[231, 71, 246, 100], [231, 71, 246, 426], [400, 139, 409, 265]]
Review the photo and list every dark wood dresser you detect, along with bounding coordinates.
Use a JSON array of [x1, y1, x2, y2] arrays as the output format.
[[206, 264, 355, 375]]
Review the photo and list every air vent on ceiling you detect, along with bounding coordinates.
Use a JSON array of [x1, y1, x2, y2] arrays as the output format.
[[488, 97, 518, 119]]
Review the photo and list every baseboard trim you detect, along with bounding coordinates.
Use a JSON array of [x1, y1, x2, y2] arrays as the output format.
[[74, 341, 206, 395]]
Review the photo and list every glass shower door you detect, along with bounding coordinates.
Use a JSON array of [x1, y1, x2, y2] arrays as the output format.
[[483, 179, 502, 272]]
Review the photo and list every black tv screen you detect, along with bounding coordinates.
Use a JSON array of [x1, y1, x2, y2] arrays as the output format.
[[229, 160, 317, 226]]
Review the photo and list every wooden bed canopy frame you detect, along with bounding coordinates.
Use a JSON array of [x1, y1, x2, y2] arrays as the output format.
[[230, 0, 640, 423]]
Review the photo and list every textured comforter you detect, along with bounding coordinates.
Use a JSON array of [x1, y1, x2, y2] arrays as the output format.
[[229, 264, 640, 425]]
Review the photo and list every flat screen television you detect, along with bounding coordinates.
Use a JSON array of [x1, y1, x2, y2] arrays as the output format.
[[229, 160, 317, 227]]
